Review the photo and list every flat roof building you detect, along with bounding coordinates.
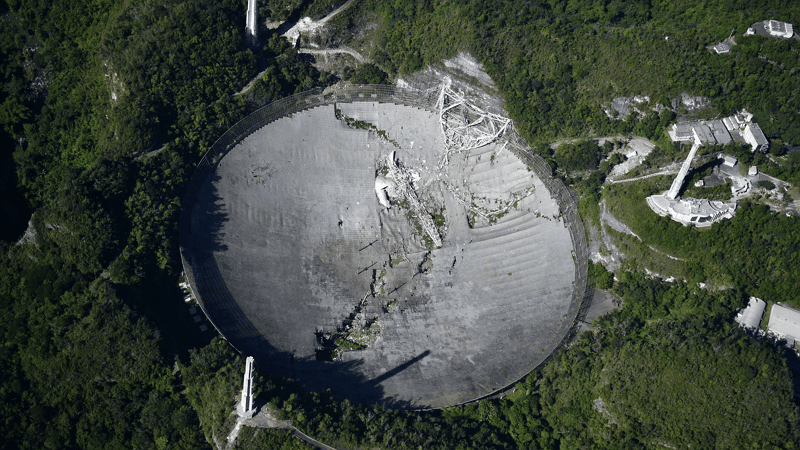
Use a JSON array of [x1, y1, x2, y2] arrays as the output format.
[[766, 20, 794, 38], [712, 42, 732, 53], [747, 20, 794, 39], [670, 123, 695, 142], [768, 304, 800, 346], [719, 154, 738, 167], [708, 120, 732, 145], [669, 121, 731, 145], [743, 123, 769, 152]]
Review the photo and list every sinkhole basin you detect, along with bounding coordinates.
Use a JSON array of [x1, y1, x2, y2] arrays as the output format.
[[180, 88, 585, 409]]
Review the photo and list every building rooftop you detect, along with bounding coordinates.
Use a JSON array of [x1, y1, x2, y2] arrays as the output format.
[[737, 297, 766, 330], [670, 121, 732, 144], [744, 123, 769, 152], [708, 120, 732, 145], [713, 42, 731, 53], [763, 20, 794, 38], [669, 123, 694, 142], [720, 154, 738, 167], [769, 20, 787, 33], [694, 123, 716, 144], [768, 304, 800, 346], [647, 194, 736, 227]]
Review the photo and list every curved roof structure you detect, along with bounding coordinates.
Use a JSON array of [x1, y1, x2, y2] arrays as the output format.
[[179, 86, 588, 408]]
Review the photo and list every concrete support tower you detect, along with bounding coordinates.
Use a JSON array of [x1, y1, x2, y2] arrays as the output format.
[[238, 356, 256, 418], [665, 128, 702, 200], [245, 0, 258, 48]]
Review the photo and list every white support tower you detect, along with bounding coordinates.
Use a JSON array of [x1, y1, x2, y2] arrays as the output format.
[[665, 129, 702, 200], [238, 356, 256, 418], [245, 0, 259, 47]]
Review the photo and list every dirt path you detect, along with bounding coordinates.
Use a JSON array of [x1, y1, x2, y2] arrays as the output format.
[[317, 0, 355, 25], [283, 0, 355, 45], [230, 405, 337, 450], [235, 65, 274, 96], [290, 427, 338, 450], [298, 47, 366, 63], [600, 198, 687, 262]]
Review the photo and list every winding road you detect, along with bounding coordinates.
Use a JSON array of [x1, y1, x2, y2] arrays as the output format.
[[298, 47, 367, 63]]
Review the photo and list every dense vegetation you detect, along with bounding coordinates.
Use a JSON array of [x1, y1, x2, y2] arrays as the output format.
[[606, 178, 800, 303], [364, 0, 800, 146], [2, 0, 799, 448], [190, 272, 799, 449]]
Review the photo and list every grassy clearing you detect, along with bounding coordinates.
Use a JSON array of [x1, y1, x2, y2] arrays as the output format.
[[604, 176, 672, 226], [606, 227, 691, 280], [760, 302, 773, 330]]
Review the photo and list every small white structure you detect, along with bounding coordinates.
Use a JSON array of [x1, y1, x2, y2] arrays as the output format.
[[768, 304, 800, 347], [238, 356, 257, 418], [748, 166, 758, 176], [712, 41, 732, 54], [669, 123, 695, 142], [722, 110, 754, 132], [765, 20, 794, 38], [743, 123, 769, 153], [736, 297, 766, 331], [719, 154, 738, 168]]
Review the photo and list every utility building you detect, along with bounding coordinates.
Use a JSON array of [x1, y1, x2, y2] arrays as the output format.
[[736, 297, 766, 331], [768, 305, 800, 347], [743, 123, 769, 153], [766, 20, 794, 38]]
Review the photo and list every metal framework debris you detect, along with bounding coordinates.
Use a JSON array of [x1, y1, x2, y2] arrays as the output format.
[[436, 84, 511, 166], [383, 151, 442, 248], [434, 83, 532, 220]]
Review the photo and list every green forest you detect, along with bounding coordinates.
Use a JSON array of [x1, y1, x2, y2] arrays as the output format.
[[1, 0, 800, 448]]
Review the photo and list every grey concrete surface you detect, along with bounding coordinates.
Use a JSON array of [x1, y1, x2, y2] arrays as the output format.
[[185, 103, 577, 408]]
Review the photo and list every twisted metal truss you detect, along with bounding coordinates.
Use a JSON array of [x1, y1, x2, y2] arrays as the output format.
[[436, 85, 511, 166]]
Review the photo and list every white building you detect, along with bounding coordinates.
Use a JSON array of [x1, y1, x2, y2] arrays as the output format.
[[736, 297, 766, 331], [768, 304, 800, 346], [743, 123, 769, 152], [719, 154, 738, 168], [647, 195, 736, 227], [712, 41, 732, 54], [668, 120, 731, 145], [722, 110, 753, 132], [765, 20, 794, 38]]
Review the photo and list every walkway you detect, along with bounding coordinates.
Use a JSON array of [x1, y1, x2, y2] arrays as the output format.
[[608, 170, 677, 184]]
